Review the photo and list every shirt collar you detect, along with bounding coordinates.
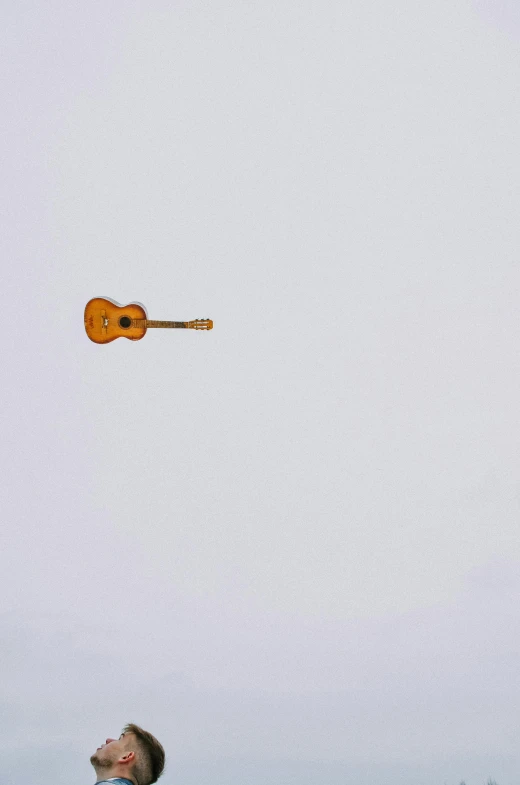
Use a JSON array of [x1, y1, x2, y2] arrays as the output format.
[[97, 779, 135, 785]]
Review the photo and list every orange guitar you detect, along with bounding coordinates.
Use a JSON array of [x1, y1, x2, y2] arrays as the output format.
[[84, 297, 213, 344]]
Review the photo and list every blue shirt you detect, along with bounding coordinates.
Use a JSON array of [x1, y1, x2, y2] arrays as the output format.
[[95, 780, 135, 785]]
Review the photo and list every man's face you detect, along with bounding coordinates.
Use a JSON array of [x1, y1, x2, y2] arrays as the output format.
[[90, 732, 131, 770]]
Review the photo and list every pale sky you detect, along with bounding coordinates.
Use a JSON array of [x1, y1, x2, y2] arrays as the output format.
[[2, 2, 520, 784]]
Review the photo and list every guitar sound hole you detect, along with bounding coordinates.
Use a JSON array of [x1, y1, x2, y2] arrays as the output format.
[[119, 316, 132, 328]]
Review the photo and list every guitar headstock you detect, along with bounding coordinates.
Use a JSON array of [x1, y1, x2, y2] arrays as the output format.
[[187, 318, 213, 330]]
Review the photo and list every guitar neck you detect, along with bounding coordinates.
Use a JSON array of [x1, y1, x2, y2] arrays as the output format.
[[131, 318, 213, 330], [144, 320, 187, 328]]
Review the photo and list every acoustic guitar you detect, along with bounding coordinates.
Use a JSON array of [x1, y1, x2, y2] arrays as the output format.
[[84, 297, 213, 344]]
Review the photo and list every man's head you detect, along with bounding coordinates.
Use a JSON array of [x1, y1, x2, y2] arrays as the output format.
[[90, 723, 165, 785]]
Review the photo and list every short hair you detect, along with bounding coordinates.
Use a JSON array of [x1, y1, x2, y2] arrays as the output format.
[[121, 723, 165, 785]]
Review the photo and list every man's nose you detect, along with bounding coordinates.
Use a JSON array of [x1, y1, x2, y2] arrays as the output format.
[[106, 738, 115, 744]]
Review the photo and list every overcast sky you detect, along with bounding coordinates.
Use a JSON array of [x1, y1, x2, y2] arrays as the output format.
[[2, 2, 520, 784]]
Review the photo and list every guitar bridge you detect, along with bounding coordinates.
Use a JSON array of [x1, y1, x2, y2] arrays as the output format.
[[100, 310, 108, 333]]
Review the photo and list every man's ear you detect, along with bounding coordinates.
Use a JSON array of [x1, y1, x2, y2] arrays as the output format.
[[121, 751, 135, 764]]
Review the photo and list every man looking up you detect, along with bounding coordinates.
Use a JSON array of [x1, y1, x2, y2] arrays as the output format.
[[90, 723, 165, 785]]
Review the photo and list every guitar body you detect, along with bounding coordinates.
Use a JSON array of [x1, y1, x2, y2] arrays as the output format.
[[84, 297, 147, 343]]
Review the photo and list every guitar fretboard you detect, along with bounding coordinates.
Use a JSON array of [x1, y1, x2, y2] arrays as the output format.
[[132, 320, 187, 328]]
